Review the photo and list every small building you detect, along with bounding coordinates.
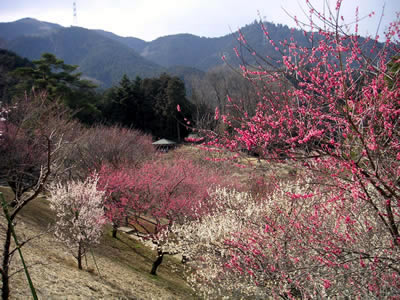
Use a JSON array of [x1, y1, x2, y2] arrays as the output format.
[[152, 138, 177, 152]]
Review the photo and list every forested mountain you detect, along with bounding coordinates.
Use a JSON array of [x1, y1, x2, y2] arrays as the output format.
[[1, 24, 163, 87], [133, 22, 307, 71], [96, 21, 308, 71], [0, 18, 380, 88], [94, 29, 147, 52], [0, 18, 62, 41], [138, 34, 227, 70], [0, 18, 308, 87]]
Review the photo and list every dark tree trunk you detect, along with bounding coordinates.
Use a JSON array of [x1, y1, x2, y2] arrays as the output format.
[[112, 223, 118, 238], [77, 244, 82, 270], [177, 120, 181, 142], [150, 251, 164, 275], [181, 255, 188, 264], [1, 226, 12, 300]]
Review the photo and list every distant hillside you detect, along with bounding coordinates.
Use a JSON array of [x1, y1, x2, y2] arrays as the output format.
[[94, 29, 147, 52], [0, 37, 7, 48], [131, 22, 310, 71], [4, 25, 164, 87], [0, 18, 62, 41], [0, 18, 383, 88], [0, 18, 310, 87], [95, 22, 309, 72], [138, 34, 222, 70]]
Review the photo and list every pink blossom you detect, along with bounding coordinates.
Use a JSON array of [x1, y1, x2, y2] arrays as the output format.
[[323, 279, 331, 289], [215, 107, 220, 120]]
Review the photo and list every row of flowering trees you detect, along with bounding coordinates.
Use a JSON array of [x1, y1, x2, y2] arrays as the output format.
[[97, 157, 235, 275], [0, 94, 155, 298], [0, 90, 238, 298], [43, 153, 237, 276]]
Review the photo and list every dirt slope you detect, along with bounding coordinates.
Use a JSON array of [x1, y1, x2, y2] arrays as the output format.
[[0, 193, 195, 299]]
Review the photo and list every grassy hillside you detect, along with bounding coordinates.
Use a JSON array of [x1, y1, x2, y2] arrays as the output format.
[[0, 187, 195, 299]]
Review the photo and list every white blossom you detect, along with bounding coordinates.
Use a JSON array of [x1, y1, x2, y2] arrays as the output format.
[[48, 175, 106, 266]]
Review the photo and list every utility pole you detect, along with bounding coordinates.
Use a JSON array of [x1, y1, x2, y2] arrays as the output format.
[[73, 2, 78, 26]]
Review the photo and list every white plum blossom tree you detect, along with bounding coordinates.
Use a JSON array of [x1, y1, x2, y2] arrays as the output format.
[[166, 182, 400, 298], [48, 175, 106, 270], [163, 187, 268, 298]]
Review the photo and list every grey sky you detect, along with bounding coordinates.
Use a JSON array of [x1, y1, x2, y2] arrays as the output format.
[[0, 0, 398, 41]]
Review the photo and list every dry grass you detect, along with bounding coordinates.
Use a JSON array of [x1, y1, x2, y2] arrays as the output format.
[[0, 187, 196, 299], [173, 145, 300, 186]]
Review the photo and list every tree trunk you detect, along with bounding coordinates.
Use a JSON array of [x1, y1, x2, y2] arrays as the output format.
[[112, 223, 118, 238], [181, 255, 188, 264], [177, 120, 181, 142], [77, 243, 82, 270], [1, 225, 12, 300], [150, 251, 164, 275]]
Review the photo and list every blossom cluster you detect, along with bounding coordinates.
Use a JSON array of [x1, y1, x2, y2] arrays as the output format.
[[167, 180, 399, 298]]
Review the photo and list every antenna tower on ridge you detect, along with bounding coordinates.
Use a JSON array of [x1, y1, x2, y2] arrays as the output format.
[[73, 2, 78, 26]]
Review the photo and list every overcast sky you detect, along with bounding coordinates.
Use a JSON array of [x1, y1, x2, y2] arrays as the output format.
[[0, 0, 398, 41]]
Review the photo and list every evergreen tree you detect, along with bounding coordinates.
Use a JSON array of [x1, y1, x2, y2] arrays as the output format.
[[0, 49, 33, 103], [101, 73, 194, 140], [13, 53, 101, 124]]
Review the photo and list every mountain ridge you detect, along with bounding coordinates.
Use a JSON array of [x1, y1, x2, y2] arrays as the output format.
[[2, 22, 165, 87], [0, 18, 62, 41], [1, 17, 378, 88]]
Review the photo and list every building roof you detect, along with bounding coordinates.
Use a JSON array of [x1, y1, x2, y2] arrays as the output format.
[[152, 138, 176, 145]]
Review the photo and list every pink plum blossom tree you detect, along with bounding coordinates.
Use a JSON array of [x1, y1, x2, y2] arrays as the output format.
[[98, 157, 234, 275]]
